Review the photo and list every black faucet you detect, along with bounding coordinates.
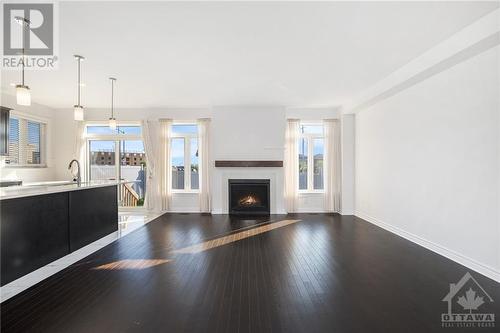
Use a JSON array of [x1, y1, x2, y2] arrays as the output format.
[[68, 159, 81, 185]]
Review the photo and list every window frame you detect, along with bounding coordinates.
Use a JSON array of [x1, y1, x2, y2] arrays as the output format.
[[84, 122, 146, 209], [84, 122, 143, 182], [4, 111, 48, 168], [170, 122, 199, 193], [298, 122, 325, 193]]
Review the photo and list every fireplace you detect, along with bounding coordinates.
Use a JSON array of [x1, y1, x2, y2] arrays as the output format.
[[228, 179, 270, 215]]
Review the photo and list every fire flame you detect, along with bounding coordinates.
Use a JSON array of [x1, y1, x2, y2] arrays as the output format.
[[238, 195, 260, 206]]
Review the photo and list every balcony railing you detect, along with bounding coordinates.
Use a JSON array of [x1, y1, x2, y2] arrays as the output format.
[[120, 183, 140, 207]]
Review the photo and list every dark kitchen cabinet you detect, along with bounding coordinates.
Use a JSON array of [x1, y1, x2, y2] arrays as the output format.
[[0, 185, 118, 286]]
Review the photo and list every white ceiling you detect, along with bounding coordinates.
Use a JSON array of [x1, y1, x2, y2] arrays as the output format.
[[1, 1, 498, 109]]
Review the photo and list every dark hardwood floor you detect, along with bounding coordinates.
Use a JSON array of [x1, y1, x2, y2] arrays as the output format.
[[1, 214, 499, 332]]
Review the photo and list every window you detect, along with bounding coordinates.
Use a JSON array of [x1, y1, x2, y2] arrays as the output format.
[[298, 123, 324, 191], [171, 138, 185, 189], [6, 115, 46, 166], [299, 137, 308, 190], [85, 124, 146, 207], [86, 125, 142, 136], [171, 124, 199, 191]]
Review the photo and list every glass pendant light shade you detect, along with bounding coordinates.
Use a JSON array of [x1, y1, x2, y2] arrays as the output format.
[[109, 117, 117, 130], [16, 85, 31, 106], [74, 105, 84, 121]]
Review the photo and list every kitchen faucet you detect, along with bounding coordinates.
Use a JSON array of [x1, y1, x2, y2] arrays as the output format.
[[68, 159, 81, 185]]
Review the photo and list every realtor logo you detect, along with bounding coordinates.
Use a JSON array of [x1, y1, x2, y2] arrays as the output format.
[[441, 272, 495, 329], [3, 3, 53, 55], [2, 2, 58, 69]]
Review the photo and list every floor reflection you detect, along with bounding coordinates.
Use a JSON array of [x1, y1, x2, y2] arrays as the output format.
[[92, 259, 171, 270], [118, 211, 161, 237], [172, 219, 301, 254]]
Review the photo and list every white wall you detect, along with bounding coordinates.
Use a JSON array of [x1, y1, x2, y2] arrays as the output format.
[[355, 45, 500, 279], [211, 106, 287, 213], [0, 93, 58, 183], [341, 114, 355, 214], [52, 108, 77, 180]]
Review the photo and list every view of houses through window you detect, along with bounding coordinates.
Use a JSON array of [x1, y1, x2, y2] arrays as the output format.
[[86, 125, 146, 207], [6, 115, 44, 166], [171, 124, 199, 191], [299, 123, 324, 191]]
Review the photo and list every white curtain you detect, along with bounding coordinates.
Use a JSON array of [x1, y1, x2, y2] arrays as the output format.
[[74, 122, 87, 181], [197, 118, 211, 212], [159, 119, 172, 211], [324, 119, 341, 212], [141, 120, 162, 212], [284, 119, 300, 213]]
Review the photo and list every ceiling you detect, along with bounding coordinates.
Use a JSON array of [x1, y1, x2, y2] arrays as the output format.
[[1, 1, 498, 109]]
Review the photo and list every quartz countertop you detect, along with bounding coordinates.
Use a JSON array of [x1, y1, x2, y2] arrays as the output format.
[[0, 180, 134, 200]]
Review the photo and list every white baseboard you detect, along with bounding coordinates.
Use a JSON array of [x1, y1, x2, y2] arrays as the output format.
[[294, 209, 328, 213], [355, 211, 500, 283], [167, 209, 201, 213]]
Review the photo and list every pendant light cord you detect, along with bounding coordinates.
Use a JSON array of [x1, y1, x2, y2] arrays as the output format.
[[77, 58, 81, 105], [21, 23, 25, 86], [111, 79, 114, 118]]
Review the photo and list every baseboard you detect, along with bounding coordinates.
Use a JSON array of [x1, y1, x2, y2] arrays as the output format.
[[294, 209, 328, 213], [167, 209, 201, 213], [355, 211, 500, 283]]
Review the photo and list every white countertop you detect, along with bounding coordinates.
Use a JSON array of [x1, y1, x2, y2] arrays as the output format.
[[0, 180, 134, 200]]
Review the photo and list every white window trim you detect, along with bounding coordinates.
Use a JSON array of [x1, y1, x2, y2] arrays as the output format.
[[4, 111, 48, 168], [84, 121, 142, 141], [298, 123, 325, 194], [171, 123, 200, 193], [83, 122, 143, 182]]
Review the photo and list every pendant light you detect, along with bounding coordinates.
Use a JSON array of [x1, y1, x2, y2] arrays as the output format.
[[14, 16, 31, 106], [108, 77, 117, 130], [73, 55, 85, 121]]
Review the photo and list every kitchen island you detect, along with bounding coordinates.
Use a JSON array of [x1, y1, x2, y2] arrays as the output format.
[[0, 181, 124, 286]]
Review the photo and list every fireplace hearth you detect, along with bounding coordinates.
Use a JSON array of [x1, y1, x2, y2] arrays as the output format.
[[228, 179, 270, 215]]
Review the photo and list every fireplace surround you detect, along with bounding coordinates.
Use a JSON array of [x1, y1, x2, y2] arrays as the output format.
[[228, 179, 270, 215]]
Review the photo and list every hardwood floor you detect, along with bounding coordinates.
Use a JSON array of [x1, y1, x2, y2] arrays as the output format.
[[1, 214, 499, 332]]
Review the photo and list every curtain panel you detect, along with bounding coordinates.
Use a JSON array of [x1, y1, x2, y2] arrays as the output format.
[[324, 119, 341, 212], [141, 120, 162, 212], [284, 119, 300, 213], [158, 119, 173, 211], [197, 118, 211, 212]]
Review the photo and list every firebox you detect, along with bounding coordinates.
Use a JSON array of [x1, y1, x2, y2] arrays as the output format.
[[228, 179, 270, 215]]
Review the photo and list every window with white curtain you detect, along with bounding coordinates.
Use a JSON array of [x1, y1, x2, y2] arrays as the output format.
[[171, 124, 199, 191], [5, 115, 46, 166], [298, 123, 324, 192]]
